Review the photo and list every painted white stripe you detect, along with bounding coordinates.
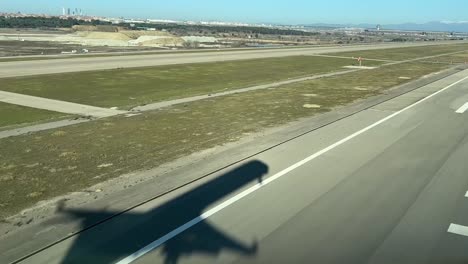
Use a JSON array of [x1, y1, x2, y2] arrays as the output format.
[[456, 102, 468, 114], [448, 223, 468, 237], [465, 191, 468, 198], [116, 74, 468, 264]]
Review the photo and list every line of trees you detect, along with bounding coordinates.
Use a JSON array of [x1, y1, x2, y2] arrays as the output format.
[[129, 22, 320, 36], [0, 16, 320, 36], [0, 16, 111, 28]]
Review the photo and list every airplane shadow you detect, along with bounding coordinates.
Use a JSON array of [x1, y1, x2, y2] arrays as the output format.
[[56, 160, 268, 264]]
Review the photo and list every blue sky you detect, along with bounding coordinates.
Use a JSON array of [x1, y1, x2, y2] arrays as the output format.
[[1, 0, 467, 25]]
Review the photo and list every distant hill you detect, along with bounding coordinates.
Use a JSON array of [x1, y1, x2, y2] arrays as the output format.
[[301, 21, 468, 33]]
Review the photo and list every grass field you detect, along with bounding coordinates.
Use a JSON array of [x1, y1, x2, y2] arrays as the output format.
[[0, 56, 376, 109], [328, 44, 468, 61], [0, 61, 447, 220], [430, 51, 468, 64], [0, 102, 66, 129], [0, 57, 60, 62]]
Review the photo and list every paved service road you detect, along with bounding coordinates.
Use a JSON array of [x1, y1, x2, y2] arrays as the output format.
[[0, 41, 465, 78], [7, 70, 468, 264]]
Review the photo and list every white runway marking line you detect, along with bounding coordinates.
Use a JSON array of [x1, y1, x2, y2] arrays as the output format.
[[448, 224, 468, 237], [465, 190, 468, 198], [456, 102, 468, 114], [116, 74, 468, 264]]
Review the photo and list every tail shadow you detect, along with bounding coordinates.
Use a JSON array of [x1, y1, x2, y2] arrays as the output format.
[[56, 160, 268, 264]]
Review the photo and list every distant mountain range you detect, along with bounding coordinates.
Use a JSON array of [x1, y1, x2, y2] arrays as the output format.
[[300, 21, 468, 33]]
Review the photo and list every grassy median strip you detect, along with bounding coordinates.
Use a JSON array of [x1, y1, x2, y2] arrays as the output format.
[[0, 56, 379, 109], [0, 47, 291, 63], [328, 44, 468, 61], [0, 61, 448, 220], [430, 51, 468, 64], [0, 102, 66, 129], [0, 57, 62, 63]]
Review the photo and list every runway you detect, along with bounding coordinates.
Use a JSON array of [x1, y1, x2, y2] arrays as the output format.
[[4, 64, 468, 264]]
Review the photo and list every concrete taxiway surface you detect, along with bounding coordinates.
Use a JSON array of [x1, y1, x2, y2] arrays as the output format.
[[0, 90, 127, 118]]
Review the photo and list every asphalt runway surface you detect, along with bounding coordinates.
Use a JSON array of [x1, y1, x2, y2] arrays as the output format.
[[4, 65, 468, 264]]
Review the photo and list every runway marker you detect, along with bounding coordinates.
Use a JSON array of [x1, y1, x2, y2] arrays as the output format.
[[456, 102, 468, 114], [448, 223, 468, 237], [465, 190, 468, 198], [116, 74, 468, 264]]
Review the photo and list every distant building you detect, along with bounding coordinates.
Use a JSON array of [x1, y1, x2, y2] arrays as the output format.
[[67, 8, 70, 16], [376, 24, 381, 31]]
